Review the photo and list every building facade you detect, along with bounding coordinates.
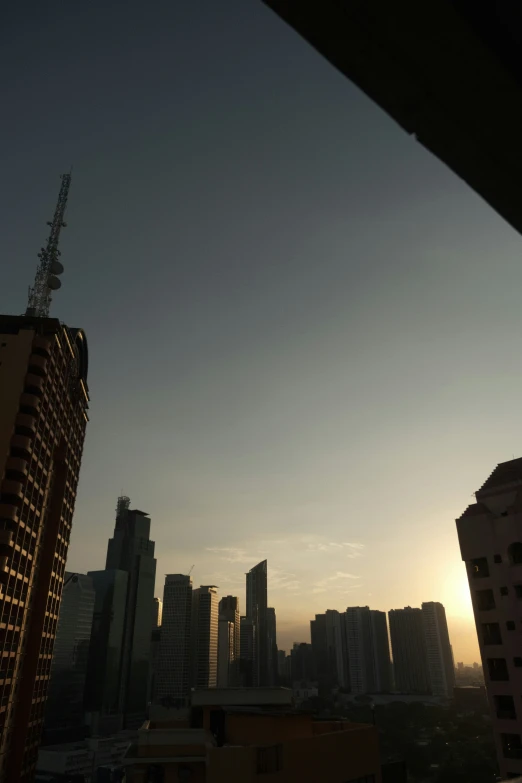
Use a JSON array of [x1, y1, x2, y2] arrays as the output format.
[[192, 586, 219, 689], [239, 616, 256, 687], [246, 560, 268, 685], [217, 619, 235, 687], [219, 596, 240, 686], [421, 601, 455, 697], [0, 314, 90, 781], [84, 569, 129, 733], [44, 572, 95, 741], [311, 610, 347, 689], [388, 607, 430, 694], [105, 496, 157, 728], [456, 457, 522, 778], [267, 607, 278, 685], [152, 597, 162, 629], [370, 610, 392, 693], [155, 575, 193, 704]]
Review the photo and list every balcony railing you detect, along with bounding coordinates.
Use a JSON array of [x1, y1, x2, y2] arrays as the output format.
[[497, 710, 517, 720]]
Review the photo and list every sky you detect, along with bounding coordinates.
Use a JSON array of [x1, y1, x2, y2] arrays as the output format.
[[2, 1, 522, 662]]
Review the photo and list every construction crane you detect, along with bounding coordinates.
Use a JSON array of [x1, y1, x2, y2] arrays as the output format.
[[188, 564, 194, 576]]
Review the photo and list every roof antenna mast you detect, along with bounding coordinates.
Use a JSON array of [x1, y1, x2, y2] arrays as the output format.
[[26, 172, 71, 317]]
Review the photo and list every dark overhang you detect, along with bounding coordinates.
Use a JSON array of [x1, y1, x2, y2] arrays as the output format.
[[263, 0, 522, 235]]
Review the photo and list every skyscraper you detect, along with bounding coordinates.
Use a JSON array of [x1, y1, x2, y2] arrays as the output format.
[[219, 596, 240, 686], [191, 586, 219, 689], [0, 173, 90, 782], [388, 607, 430, 694], [84, 569, 128, 733], [239, 616, 256, 686], [156, 575, 193, 704], [44, 573, 95, 741], [456, 458, 522, 779], [152, 597, 163, 629], [421, 602, 455, 697], [370, 610, 392, 693], [217, 619, 235, 687], [104, 496, 157, 728], [246, 560, 268, 685], [311, 610, 347, 689], [267, 607, 278, 685]]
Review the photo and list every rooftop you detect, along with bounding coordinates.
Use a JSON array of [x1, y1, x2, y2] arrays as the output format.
[[477, 457, 522, 497], [191, 687, 293, 707]]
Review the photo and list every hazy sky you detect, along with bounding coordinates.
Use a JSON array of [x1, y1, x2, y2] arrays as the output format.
[[3, 1, 522, 661]]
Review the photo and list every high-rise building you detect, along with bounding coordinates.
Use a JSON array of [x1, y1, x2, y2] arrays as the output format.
[[246, 560, 268, 685], [147, 628, 161, 705], [84, 569, 129, 734], [267, 607, 278, 685], [290, 643, 315, 683], [311, 610, 347, 689], [104, 496, 157, 727], [219, 596, 240, 669], [152, 597, 163, 629], [44, 573, 95, 742], [388, 607, 430, 694], [217, 619, 235, 687], [156, 575, 193, 704], [239, 616, 256, 686], [191, 586, 219, 689], [421, 601, 455, 697], [343, 607, 391, 694], [456, 458, 522, 779], [0, 173, 90, 782], [370, 610, 392, 693]]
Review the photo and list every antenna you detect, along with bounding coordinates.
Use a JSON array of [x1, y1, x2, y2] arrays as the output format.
[[26, 172, 71, 318], [188, 565, 194, 576]]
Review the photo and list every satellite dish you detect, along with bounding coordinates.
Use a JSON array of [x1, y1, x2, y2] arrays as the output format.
[[47, 276, 62, 291], [50, 260, 64, 275]]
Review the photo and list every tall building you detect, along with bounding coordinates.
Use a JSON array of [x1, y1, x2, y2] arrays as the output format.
[[156, 575, 193, 704], [311, 610, 347, 689], [84, 569, 128, 734], [371, 610, 392, 693], [456, 457, 522, 779], [218, 596, 240, 687], [217, 619, 235, 687], [239, 616, 256, 686], [267, 607, 278, 685], [219, 596, 240, 668], [152, 597, 162, 629], [191, 586, 219, 689], [104, 496, 157, 727], [246, 560, 268, 685], [388, 607, 430, 694], [0, 173, 90, 782], [290, 643, 315, 683], [44, 573, 95, 741], [421, 601, 455, 697]]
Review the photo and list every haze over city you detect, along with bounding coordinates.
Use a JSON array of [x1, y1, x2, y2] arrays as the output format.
[[3, 0, 522, 662]]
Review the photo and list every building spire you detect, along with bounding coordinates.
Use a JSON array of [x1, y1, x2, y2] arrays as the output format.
[[26, 172, 70, 317]]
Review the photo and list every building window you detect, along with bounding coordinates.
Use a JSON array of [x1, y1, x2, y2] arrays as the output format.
[[501, 587, 509, 596], [495, 695, 516, 720], [470, 557, 489, 579], [507, 621, 516, 631], [476, 589, 495, 611], [257, 745, 283, 774], [515, 586, 522, 599], [482, 623, 502, 645], [514, 658, 522, 668], [488, 658, 509, 681], [508, 543, 522, 565], [502, 733, 522, 759]]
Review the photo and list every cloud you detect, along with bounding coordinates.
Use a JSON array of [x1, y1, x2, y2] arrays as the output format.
[[311, 571, 360, 594], [305, 540, 365, 557], [205, 547, 257, 564]]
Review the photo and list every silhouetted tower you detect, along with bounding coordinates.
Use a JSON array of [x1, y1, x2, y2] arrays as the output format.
[[26, 173, 70, 317]]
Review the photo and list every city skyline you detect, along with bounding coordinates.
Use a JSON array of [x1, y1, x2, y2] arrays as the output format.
[[7, 0, 522, 666]]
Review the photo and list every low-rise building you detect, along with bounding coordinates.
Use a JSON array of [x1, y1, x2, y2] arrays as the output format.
[[124, 687, 381, 782]]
